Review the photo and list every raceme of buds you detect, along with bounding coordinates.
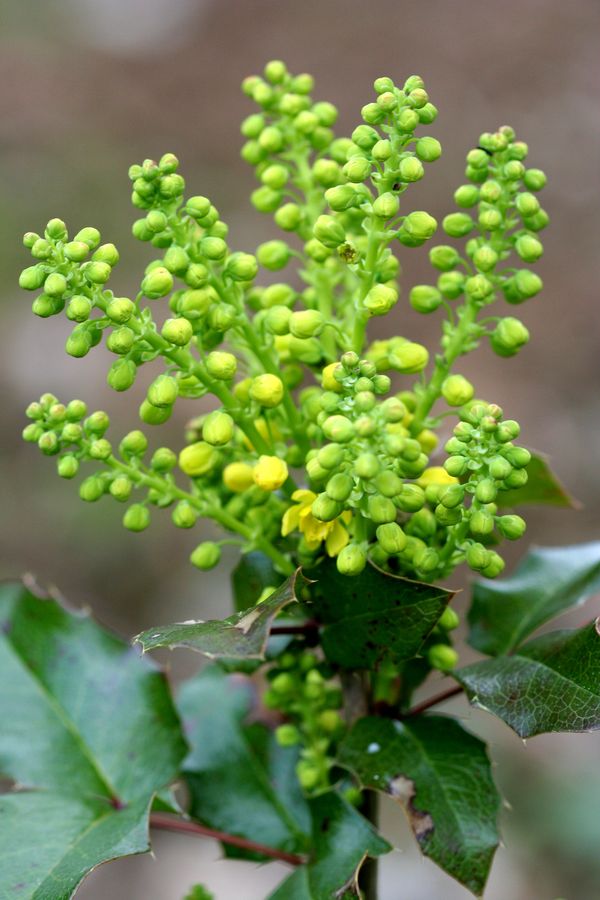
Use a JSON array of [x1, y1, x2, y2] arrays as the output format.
[[22, 62, 546, 584]]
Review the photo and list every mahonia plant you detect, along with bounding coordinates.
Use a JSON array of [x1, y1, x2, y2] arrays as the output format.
[[5, 60, 600, 900]]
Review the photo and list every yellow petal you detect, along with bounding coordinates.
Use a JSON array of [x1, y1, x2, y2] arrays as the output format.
[[281, 504, 301, 536], [291, 489, 316, 506], [302, 513, 329, 544], [325, 519, 350, 557]]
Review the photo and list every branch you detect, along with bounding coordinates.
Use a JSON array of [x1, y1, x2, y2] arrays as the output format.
[[270, 619, 319, 637], [149, 812, 306, 866], [406, 684, 464, 717]]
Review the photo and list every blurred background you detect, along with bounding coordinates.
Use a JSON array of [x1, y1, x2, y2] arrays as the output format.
[[1, 0, 599, 896]]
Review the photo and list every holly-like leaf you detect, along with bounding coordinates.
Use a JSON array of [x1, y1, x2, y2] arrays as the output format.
[[456, 620, 600, 737], [180, 666, 310, 858], [338, 716, 500, 896], [268, 792, 390, 899], [232, 551, 279, 612], [468, 541, 600, 656], [308, 561, 453, 669], [497, 451, 578, 509], [135, 570, 303, 658], [0, 580, 186, 899]]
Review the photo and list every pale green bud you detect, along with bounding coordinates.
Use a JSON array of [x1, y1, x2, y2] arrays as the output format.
[[190, 541, 221, 570], [497, 514, 526, 540], [92, 243, 119, 267], [163, 247, 189, 275], [523, 168, 547, 191], [172, 501, 198, 529], [415, 136, 442, 162], [441, 375, 474, 407], [65, 329, 92, 358], [79, 476, 105, 502], [206, 351, 237, 380], [109, 475, 133, 502], [409, 285, 442, 314], [336, 543, 367, 576], [376, 522, 407, 554], [428, 644, 458, 672], [257, 240, 291, 271], [106, 327, 135, 355], [264, 305, 291, 335], [85, 261, 111, 285], [107, 297, 135, 323], [162, 317, 193, 346], [429, 245, 460, 271], [325, 472, 353, 502], [312, 493, 342, 522], [45, 218, 68, 240], [373, 192, 400, 218], [398, 210, 437, 245], [44, 273, 68, 297], [249, 374, 285, 407], [57, 455, 79, 479], [443, 213, 474, 237], [367, 495, 396, 524], [66, 295, 92, 322], [515, 235, 543, 262], [364, 284, 397, 316], [372, 139, 392, 161], [490, 317, 530, 357], [203, 410, 234, 446], [142, 266, 173, 298], [148, 375, 178, 409], [19, 265, 47, 291], [322, 415, 354, 443], [123, 504, 150, 532], [398, 156, 424, 183], [139, 400, 172, 425], [289, 310, 324, 338], [313, 215, 346, 248], [390, 342, 429, 374], [150, 447, 177, 472], [107, 359, 136, 392]]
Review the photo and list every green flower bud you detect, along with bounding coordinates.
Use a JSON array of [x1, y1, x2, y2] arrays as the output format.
[[288, 336, 321, 364], [57, 455, 79, 479], [414, 546, 440, 574], [364, 284, 397, 316], [409, 285, 443, 314], [322, 415, 354, 443], [185, 196, 211, 220], [84, 261, 111, 285], [434, 503, 461, 526], [107, 359, 137, 392], [337, 543, 367, 576], [373, 192, 401, 219], [106, 297, 135, 324], [142, 266, 173, 298], [354, 453, 380, 479], [465, 274, 494, 301], [343, 156, 372, 183], [161, 247, 189, 276], [475, 478, 497, 503], [415, 135, 442, 161], [257, 240, 291, 271], [23, 424, 41, 444], [150, 447, 177, 472], [161, 317, 193, 346], [123, 504, 150, 532], [312, 493, 342, 522], [45, 218, 68, 240], [109, 475, 133, 502], [251, 186, 282, 214], [351, 124, 379, 149], [60, 422, 82, 443], [454, 185, 479, 208], [398, 157, 424, 183], [275, 203, 303, 231], [428, 644, 458, 672], [31, 238, 53, 260], [398, 210, 438, 245], [313, 215, 346, 248], [503, 446, 531, 469], [304, 238, 331, 262], [190, 541, 221, 570], [274, 724, 300, 748], [465, 543, 490, 572], [488, 455, 513, 480], [65, 329, 92, 358], [106, 327, 135, 355], [66, 296, 92, 323], [444, 456, 468, 477], [438, 607, 460, 631], [206, 351, 237, 380], [325, 184, 364, 212], [19, 265, 47, 291], [389, 342, 429, 374], [64, 399, 86, 422], [203, 410, 234, 446], [497, 514, 526, 540], [172, 501, 198, 529], [139, 400, 172, 426], [503, 468, 528, 489], [325, 472, 354, 502], [36, 431, 58, 455], [317, 443, 344, 470], [199, 236, 227, 261], [148, 375, 178, 409], [92, 243, 119, 267], [396, 477, 425, 512], [503, 160, 525, 180], [515, 192, 540, 219], [442, 213, 474, 237], [439, 484, 464, 509], [376, 522, 407, 554], [472, 246, 498, 272], [442, 375, 474, 407], [372, 139, 392, 161], [490, 317, 530, 357], [368, 495, 397, 524], [515, 235, 543, 262], [44, 273, 68, 297], [178, 441, 218, 476], [119, 430, 148, 457], [523, 168, 547, 191], [264, 305, 291, 335], [429, 245, 460, 272], [79, 476, 106, 502], [249, 374, 285, 408], [437, 271, 464, 299], [469, 510, 495, 536], [88, 438, 112, 461], [397, 108, 420, 132], [289, 310, 324, 338]]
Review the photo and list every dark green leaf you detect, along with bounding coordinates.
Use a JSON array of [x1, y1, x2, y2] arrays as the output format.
[[497, 452, 579, 509], [232, 551, 279, 612], [135, 570, 303, 658], [180, 666, 310, 858], [457, 620, 600, 737], [308, 561, 453, 669], [338, 716, 500, 896], [0, 580, 186, 899], [468, 541, 600, 655], [268, 792, 390, 900]]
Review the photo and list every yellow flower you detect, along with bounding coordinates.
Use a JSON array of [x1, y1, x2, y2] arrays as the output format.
[[417, 466, 458, 487], [253, 455, 288, 491], [281, 489, 351, 557]]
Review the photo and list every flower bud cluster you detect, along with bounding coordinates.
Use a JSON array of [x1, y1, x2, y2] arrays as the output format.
[[264, 647, 344, 793]]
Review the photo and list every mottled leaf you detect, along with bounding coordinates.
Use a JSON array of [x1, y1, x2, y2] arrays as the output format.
[[135, 570, 303, 658], [268, 792, 390, 899], [232, 551, 279, 612], [497, 452, 578, 509], [180, 666, 310, 858], [338, 716, 500, 896], [308, 562, 453, 669], [457, 620, 600, 737], [468, 541, 600, 656], [0, 580, 186, 899]]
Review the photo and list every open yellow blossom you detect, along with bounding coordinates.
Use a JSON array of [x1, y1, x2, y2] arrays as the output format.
[[253, 455, 288, 491], [282, 489, 351, 557]]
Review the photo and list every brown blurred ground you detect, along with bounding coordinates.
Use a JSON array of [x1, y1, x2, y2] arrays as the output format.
[[1, 1, 599, 897]]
